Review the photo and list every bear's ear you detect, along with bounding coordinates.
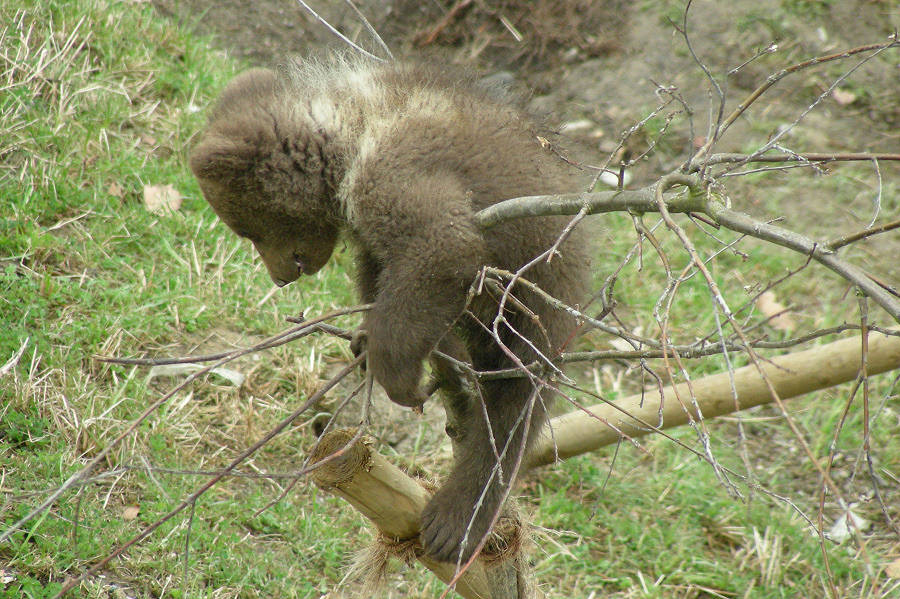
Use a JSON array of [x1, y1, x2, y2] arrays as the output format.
[[189, 135, 259, 181], [210, 69, 277, 116], [190, 69, 278, 182]]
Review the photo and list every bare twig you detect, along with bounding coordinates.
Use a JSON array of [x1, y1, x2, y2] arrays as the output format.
[[826, 218, 900, 251], [95, 305, 370, 366], [676, 0, 725, 173], [692, 39, 900, 164], [703, 152, 900, 166], [295, 0, 386, 62], [414, 0, 474, 47], [343, 0, 394, 60]]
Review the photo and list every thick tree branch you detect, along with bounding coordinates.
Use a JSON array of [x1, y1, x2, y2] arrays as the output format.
[[473, 178, 900, 322], [300, 331, 899, 598], [473, 185, 704, 229]]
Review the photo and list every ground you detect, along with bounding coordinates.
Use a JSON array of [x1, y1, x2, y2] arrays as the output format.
[[3, 0, 899, 597]]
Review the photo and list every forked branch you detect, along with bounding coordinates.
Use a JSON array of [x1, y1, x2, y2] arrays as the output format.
[[474, 176, 900, 322]]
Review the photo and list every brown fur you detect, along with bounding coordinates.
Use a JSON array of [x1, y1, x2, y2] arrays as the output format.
[[190, 56, 590, 563]]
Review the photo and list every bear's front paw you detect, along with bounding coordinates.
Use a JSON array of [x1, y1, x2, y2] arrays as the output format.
[[367, 342, 428, 409], [420, 487, 491, 563]]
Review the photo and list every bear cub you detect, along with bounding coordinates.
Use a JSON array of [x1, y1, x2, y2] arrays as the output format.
[[190, 56, 589, 563]]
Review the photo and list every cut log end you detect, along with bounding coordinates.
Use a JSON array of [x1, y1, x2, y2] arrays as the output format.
[[308, 428, 373, 487]]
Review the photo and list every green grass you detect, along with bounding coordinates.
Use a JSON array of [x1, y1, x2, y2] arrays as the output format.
[[2, 0, 899, 598], [1, 1, 360, 597], [528, 400, 900, 596]]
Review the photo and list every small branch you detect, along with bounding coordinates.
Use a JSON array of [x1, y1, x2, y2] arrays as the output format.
[[444, 325, 900, 382], [343, 0, 394, 60], [692, 39, 900, 163], [556, 326, 900, 363], [703, 152, 900, 166], [414, 0, 474, 47], [295, 0, 386, 62], [826, 217, 900, 250], [706, 202, 900, 322], [95, 305, 369, 366], [677, 0, 725, 173]]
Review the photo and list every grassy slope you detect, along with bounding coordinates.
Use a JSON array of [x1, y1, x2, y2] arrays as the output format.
[[1, 1, 898, 598]]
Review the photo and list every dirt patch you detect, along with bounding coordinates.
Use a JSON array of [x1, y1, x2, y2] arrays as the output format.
[[151, 0, 334, 64], [152, 0, 627, 68]]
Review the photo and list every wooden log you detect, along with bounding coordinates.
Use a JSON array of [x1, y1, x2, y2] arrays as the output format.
[[531, 328, 900, 466], [308, 330, 899, 596], [307, 429, 526, 599]]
